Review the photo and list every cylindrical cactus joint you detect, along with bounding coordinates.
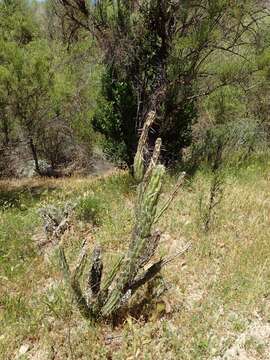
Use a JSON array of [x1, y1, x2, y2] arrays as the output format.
[[133, 111, 156, 182], [137, 164, 165, 239], [134, 151, 144, 183]]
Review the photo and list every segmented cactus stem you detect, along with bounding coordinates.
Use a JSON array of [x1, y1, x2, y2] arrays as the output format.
[[133, 111, 156, 182], [57, 111, 189, 321]]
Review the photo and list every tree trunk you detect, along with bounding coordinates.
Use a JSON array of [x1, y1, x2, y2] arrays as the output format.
[[1, 117, 10, 146], [29, 137, 40, 175]]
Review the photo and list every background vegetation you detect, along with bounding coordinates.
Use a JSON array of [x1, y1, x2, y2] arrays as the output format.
[[1, 0, 270, 174]]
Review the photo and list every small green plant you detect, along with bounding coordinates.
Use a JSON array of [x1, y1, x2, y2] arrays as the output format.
[[76, 195, 104, 226], [57, 111, 190, 322], [199, 172, 224, 233], [198, 130, 225, 232]]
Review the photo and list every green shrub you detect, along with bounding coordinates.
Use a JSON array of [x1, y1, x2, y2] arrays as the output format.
[[76, 195, 104, 225]]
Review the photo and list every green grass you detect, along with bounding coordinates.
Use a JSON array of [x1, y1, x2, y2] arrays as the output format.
[[0, 160, 270, 359]]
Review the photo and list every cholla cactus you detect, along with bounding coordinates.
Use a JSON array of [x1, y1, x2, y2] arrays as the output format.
[[58, 111, 190, 321], [38, 202, 75, 248]]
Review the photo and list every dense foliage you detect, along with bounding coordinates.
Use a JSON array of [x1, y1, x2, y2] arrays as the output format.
[[0, 0, 98, 176], [0, 0, 270, 175], [55, 0, 270, 165]]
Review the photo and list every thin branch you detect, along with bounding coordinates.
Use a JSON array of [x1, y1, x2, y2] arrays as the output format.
[[154, 172, 186, 224]]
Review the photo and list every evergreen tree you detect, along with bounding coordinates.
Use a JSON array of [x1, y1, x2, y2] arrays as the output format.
[[55, 0, 267, 165]]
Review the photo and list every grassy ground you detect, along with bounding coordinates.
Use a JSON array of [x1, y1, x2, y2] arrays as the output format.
[[0, 157, 270, 359]]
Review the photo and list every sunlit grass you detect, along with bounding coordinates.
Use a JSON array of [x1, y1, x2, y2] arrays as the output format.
[[0, 160, 270, 359]]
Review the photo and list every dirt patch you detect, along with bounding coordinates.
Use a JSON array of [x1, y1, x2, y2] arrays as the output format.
[[214, 321, 270, 360], [88, 154, 116, 176]]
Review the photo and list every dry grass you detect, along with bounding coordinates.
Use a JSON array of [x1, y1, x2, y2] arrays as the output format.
[[0, 160, 270, 359]]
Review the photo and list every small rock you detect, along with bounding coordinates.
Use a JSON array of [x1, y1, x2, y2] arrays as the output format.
[[17, 344, 31, 357]]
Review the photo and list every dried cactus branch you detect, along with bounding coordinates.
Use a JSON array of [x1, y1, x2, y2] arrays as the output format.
[[144, 137, 162, 182], [133, 111, 156, 182], [137, 230, 161, 269], [52, 217, 70, 242], [88, 245, 103, 297], [39, 203, 75, 242], [129, 242, 192, 295]]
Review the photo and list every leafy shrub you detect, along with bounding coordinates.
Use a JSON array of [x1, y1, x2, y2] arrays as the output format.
[[76, 195, 104, 226], [187, 116, 265, 174], [93, 65, 196, 166], [93, 70, 137, 166]]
